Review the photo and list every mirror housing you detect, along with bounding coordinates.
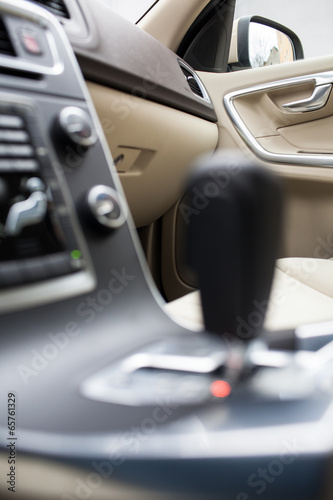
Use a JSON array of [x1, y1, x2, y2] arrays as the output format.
[[229, 16, 304, 70]]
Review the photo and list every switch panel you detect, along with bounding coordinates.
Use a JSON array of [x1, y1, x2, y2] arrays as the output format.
[[0, 98, 87, 288]]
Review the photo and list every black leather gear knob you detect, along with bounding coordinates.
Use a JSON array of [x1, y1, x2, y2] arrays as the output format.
[[184, 152, 283, 341]]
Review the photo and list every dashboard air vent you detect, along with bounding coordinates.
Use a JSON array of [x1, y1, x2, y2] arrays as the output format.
[[180, 63, 204, 99], [32, 0, 70, 19], [0, 18, 16, 57], [0, 113, 37, 173]]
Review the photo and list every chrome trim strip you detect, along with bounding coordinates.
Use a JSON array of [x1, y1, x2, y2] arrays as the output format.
[[224, 71, 333, 167], [120, 351, 228, 374]]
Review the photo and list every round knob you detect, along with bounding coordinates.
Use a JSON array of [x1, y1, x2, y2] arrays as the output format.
[[87, 185, 126, 230], [58, 107, 97, 148], [24, 177, 46, 193]]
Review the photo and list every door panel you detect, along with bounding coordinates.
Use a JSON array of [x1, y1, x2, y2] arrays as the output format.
[[161, 57, 333, 302], [225, 73, 333, 166], [197, 56, 333, 261], [278, 115, 333, 154], [198, 55, 333, 167]]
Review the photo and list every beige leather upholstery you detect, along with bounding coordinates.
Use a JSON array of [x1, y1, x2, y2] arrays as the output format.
[[165, 257, 333, 331], [88, 82, 218, 228]]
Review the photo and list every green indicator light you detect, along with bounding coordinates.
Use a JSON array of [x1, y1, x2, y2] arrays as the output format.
[[71, 250, 82, 260]]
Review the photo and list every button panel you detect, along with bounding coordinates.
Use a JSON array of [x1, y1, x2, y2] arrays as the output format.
[[0, 100, 86, 289]]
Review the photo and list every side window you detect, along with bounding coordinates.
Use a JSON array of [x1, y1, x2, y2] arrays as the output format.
[[234, 0, 333, 59]]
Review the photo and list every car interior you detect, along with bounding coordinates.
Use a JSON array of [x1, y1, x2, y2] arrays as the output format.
[[1, 0, 333, 499]]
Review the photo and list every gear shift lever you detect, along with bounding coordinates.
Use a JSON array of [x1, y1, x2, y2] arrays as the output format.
[[185, 152, 283, 341]]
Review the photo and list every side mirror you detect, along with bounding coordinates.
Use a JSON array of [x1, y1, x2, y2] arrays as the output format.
[[229, 16, 304, 70]]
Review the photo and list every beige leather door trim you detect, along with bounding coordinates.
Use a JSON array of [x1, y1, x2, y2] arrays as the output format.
[[224, 71, 333, 167]]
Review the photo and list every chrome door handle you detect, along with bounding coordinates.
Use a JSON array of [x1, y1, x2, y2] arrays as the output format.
[[282, 83, 332, 113]]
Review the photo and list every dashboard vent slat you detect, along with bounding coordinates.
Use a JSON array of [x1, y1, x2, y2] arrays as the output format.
[[0, 18, 16, 57], [179, 63, 205, 100], [0, 113, 38, 173], [187, 76, 203, 98], [31, 0, 70, 19]]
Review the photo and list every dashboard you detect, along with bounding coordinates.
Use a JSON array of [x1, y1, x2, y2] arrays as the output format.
[[57, 0, 219, 227]]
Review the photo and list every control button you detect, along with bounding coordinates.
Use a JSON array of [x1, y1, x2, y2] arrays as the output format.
[[87, 185, 126, 230], [58, 107, 97, 148], [20, 29, 43, 56]]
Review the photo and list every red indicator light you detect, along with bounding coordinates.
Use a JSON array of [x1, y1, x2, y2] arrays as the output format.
[[21, 30, 43, 56], [210, 380, 231, 399]]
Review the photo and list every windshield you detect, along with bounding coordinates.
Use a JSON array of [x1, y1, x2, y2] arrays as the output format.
[[101, 0, 159, 23]]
